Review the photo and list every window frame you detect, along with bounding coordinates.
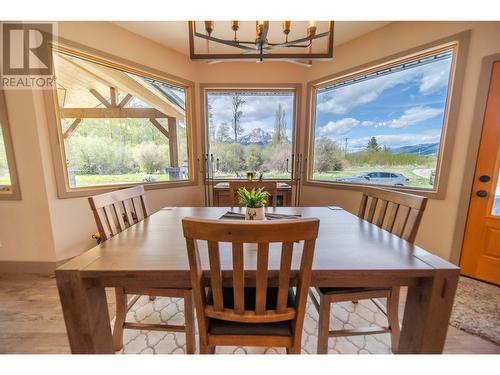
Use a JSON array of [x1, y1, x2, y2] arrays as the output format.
[[0, 90, 21, 200], [44, 42, 198, 199], [200, 83, 302, 181], [304, 31, 470, 199]]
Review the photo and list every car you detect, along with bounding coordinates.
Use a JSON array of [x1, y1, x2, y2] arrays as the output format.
[[335, 171, 410, 186]]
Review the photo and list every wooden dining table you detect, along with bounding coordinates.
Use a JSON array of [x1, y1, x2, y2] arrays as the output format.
[[55, 206, 459, 354]]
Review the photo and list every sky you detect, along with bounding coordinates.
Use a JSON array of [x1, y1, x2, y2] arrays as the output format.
[[206, 50, 453, 151], [314, 51, 453, 152], [207, 92, 294, 138]]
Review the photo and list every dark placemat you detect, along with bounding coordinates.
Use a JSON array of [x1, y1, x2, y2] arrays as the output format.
[[219, 211, 302, 220]]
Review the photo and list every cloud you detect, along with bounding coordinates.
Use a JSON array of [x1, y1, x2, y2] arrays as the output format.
[[386, 106, 442, 128], [345, 129, 442, 151], [419, 59, 452, 95], [318, 118, 360, 137], [208, 93, 294, 133], [316, 56, 452, 115]]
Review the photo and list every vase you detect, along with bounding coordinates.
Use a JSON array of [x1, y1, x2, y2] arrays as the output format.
[[245, 206, 265, 220]]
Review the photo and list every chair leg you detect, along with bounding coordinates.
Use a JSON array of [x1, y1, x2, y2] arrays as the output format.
[[200, 345, 215, 354], [113, 287, 127, 352], [287, 346, 301, 354], [183, 290, 195, 354], [387, 287, 401, 354], [317, 294, 331, 354]]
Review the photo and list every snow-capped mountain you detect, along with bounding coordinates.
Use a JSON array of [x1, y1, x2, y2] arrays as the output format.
[[239, 128, 272, 146]]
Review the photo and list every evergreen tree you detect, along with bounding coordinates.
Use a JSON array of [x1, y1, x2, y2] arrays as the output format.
[[367, 136, 381, 152]]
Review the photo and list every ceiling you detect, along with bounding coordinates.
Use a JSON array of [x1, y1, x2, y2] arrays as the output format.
[[113, 21, 391, 58]]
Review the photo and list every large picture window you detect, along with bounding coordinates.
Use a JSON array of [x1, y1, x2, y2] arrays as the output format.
[[49, 46, 194, 195], [309, 46, 456, 192], [0, 90, 20, 199], [205, 89, 296, 180]]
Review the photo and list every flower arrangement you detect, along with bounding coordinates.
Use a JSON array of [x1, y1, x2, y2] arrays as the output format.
[[236, 187, 269, 220], [237, 187, 269, 208]]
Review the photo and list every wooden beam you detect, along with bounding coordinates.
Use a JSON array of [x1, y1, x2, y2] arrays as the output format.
[[89, 89, 111, 108], [167, 117, 179, 167], [118, 94, 133, 108], [67, 57, 185, 119], [60, 107, 168, 119], [149, 118, 169, 139], [110, 87, 117, 107], [64, 118, 82, 139]]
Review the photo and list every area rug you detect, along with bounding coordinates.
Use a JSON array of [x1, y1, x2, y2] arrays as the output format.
[[117, 293, 393, 354], [449, 276, 500, 345]]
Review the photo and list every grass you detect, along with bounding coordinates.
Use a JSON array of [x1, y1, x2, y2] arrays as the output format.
[[73, 173, 170, 187], [0, 176, 11, 186], [65, 165, 434, 190], [313, 165, 434, 189]]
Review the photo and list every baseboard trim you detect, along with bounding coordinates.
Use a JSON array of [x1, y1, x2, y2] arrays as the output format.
[[0, 260, 58, 274]]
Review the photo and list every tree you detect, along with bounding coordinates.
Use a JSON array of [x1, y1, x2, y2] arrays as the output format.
[[367, 136, 381, 152], [272, 103, 288, 145], [314, 138, 345, 173], [207, 103, 216, 141], [216, 122, 230, 142], [231, 94, 245, 143], [245, 145, 264, 172]]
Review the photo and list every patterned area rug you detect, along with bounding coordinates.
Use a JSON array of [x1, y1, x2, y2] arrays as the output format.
[[449, 276, 500, 345], [118, 292, 393, 354]]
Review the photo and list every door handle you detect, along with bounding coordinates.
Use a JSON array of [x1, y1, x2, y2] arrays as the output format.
[[476, 190, 488, 198], [479, 175, 491, 182]]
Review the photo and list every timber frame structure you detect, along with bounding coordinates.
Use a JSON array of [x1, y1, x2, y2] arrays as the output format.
[[44, 41, 197, 199]]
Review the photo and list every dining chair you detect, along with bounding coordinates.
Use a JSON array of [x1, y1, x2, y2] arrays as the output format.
[[182, 217, 320, 354], [228, 181, 279, 207], [309, 187, 428, 354], [88, 185, 195, 353]]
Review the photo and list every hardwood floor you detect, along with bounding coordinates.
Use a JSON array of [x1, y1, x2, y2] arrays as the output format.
[[0, 273, 498, 354]]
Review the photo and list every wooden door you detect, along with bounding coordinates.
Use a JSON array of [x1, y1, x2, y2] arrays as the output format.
[[460, 61, 500, 285]]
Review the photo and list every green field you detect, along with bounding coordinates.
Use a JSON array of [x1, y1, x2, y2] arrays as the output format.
[[73, 173, 171, 187], [0, 176, 11, 186]]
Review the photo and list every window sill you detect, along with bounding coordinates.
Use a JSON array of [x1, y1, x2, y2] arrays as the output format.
[[55, 178, 198, 199], [302, 179, 444, 200]]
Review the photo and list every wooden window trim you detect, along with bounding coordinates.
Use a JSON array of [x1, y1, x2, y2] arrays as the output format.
[[303, 31, 471, 200], [43, 40, 198, 199], [0, 90, 21, 200], [199, 83, 302, 181]]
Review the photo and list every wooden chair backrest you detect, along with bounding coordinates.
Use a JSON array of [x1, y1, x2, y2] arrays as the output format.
[[88, 185, 150, 242], [357, 187, 427, 243], [182, 217, 319, 335], [228, 181, 279, 208]]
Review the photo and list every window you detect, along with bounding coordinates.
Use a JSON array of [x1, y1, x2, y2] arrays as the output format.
[[0, 90, 20, 199], [205, 89, 296, 180], [48, 46, 194, 196], [308, 46, 456, 192]]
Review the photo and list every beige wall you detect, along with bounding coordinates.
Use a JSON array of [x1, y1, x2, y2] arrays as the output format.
[[0, 21, 499, 269]]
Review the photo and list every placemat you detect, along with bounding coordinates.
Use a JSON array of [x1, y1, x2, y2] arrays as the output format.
[[219, 211, 302, 220]]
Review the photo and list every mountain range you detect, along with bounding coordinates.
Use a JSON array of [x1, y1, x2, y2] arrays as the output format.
[[239, 128, 272, 146], [390, 143, 439, 155], [236, 128, 439, 156]]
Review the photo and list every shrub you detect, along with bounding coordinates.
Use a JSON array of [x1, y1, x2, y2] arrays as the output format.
[[245, 145, 264, 172], [136, 142, 169, 174], [263, 143, 291, 173], [314, 138, 345, 172]]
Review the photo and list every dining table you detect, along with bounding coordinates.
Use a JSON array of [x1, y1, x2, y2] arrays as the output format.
[[55, 206, 460, 354]]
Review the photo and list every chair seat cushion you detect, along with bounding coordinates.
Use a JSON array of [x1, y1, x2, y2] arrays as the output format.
[[318, 286, 389, 295], [207, 287, 295, 337]]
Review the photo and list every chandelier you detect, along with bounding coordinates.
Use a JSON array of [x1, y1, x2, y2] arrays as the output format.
[[188, 21, 334, 66]]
